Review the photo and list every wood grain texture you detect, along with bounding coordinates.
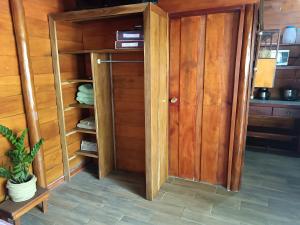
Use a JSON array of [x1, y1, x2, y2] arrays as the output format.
[[50, 3, 148, 22], [264, 0, 300, 30], [201, 12, 239, 185], [49, 17, 71, 181], [144, 4, 169, 200], [168, 9, 244, 186], [230, 5, 254, 191], [92, 53, 114, 178], [158, 0, 258, 14], [178, 16, 205, 179], [112, 53, 145, 173], [168, 18, 180, 177], [10, 0, 46, 188]]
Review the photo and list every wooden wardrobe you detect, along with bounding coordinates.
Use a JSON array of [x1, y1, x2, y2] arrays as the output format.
[[49, 3, 169, 200], [159, 1, 258, 191]]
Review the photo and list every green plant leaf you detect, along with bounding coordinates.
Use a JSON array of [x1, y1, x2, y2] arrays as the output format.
[[28, 138, 44, 163], [16, 128, 27, 149], [0, 125, 18, 146], [0, 125, 44, 183], [0, 167, 11, 180]]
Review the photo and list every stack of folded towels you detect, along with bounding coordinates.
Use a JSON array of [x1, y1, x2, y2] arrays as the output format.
[[77, 116, 96, 130], [76, 84, 94, 105]]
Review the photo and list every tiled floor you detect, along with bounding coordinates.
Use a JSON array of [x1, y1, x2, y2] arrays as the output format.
[[22, 150, 300, 225]]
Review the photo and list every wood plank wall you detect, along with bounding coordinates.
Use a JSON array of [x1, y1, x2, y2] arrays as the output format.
[[264, 0, 300, 30], [0, 0, 28, 201], [169, 11, 240, 185], [82, 16, 146, 173], [262, 0, 300, 99], [158, 0, 258, 14], [0, 0, 78, 200], [56, 22, 86, 173], [23, 0, 65, 187]]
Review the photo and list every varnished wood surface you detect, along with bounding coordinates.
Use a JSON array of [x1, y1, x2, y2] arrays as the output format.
[[168, 18, 180, 177], [50, 3, 148, 22], [158, 0, 258, 14], [9, 0, 46, 188], [264, 0, 300, 30], [169, 9, 242, 186], [81, 17, 146, 174], [22, 149, 300, 225], [60, 49, 143, 55], [24, 0, 82, 187], [0, 0, 29, 201], [92, 53, 114, 178], [230, 5, 254, 191], [178, 15, 205, 180], [144, 4, 169, 200], [0, 187, 48, 220]]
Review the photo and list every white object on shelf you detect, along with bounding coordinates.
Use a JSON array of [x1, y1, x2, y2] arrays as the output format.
[[282, 26, 297, 44], [81, 140, 97, 152], [296, 28, 300, 44], [77, 116, 96, 130]]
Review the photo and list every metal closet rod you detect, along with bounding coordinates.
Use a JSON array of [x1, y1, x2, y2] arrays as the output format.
[[97, 59, 144, 64]]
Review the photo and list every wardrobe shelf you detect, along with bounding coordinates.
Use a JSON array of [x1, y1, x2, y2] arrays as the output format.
[[66, 128, 97, 136], [61, 79, 93, 85], [64, 103, 94, 111], [76, 150, 98, 158], [276, 66, 300, 70], [59, 49, 144, 55]]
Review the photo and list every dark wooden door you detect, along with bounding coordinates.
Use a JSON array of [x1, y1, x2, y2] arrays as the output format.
[[169, 9, 244, 186]]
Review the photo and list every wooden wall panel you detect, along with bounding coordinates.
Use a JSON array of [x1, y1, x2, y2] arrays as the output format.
[[113, 54, 145, 173], [178, 16, 205, 179], [0, 0, 26, 202], [169, 10, 241, 186], [82, 16, 143, 50], [169, 18, 180, 177], [264, 0, 300, 30], [201, 12, 239, 185], [23, 0, 83, 185], [0, 0, 82, 196], [158, 0, 258, 14], [81, 15, 147, 174]]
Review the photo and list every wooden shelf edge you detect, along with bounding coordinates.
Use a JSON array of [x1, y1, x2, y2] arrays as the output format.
[[49, 3, 148, 22], [276, 66, 300, 70], [61, 79, 93, 85], [66, 128, 97, 136], [59, 49, 144, 55], [76, 150, 98, 158], [64, 103, 94, 111]]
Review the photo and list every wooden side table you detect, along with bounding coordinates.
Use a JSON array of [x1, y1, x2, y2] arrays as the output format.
[[0, 187, 49, 225]]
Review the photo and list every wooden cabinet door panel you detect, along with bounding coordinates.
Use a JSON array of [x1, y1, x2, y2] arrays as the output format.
[[273, 108, 300, 118], [249, 106, 273, 116], [201, 12, 239, 184], [169, 9, 242, 186], [178, 15, 205, 179], [169, 18, 181, 176]]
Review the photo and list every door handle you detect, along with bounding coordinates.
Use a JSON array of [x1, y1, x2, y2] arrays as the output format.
[[170, 97, 178, 104]]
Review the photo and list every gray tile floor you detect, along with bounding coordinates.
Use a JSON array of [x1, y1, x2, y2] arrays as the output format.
[[23, 150, 300, 225]]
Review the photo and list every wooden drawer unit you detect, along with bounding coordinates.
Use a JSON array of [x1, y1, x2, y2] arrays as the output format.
[[273, 108, 300, 118], [249, 106, 273, 116]]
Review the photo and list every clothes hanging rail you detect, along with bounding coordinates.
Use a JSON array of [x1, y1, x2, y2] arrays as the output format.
[[97, 59, 144, 64]]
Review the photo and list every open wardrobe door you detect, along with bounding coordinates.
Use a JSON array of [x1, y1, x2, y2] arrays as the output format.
[[144, 4, 169, 200]]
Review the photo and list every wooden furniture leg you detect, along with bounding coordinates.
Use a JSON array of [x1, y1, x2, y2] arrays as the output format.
[[14, 218, 21, 225], [42, 200, 48, 214]]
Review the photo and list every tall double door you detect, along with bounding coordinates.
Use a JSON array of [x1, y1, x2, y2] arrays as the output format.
[[169, 8, 248, 187]]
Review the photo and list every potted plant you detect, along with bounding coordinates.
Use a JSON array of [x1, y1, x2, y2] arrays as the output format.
[[0, 125, 44, 202]]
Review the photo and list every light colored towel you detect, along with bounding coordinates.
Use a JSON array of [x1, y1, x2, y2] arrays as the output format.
[[77, 91, 94, 99], [76, 96, 94, 105], [77, 117, 96, 130], [78, 84, 94, 95]]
